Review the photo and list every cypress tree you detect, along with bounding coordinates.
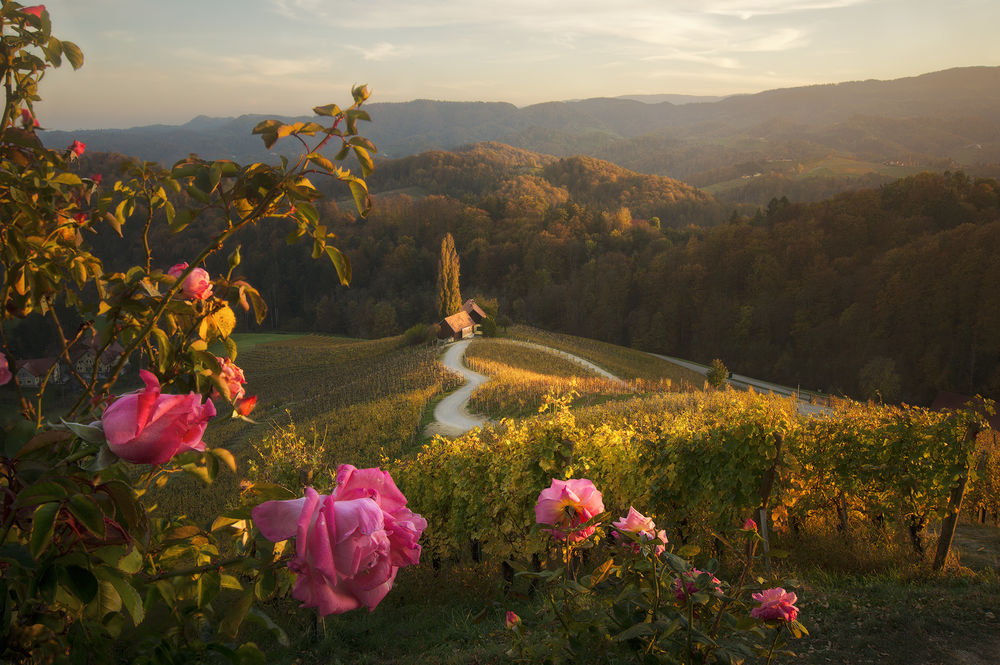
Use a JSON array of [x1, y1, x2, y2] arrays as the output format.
[[436, 232, 462, 319]]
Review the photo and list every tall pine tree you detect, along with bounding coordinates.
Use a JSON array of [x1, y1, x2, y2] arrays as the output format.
[[436, 232, 462, 319]]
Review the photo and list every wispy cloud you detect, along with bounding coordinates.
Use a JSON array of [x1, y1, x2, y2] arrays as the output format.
[[702, 0, 871, 19], [346, 42, 406, 61]]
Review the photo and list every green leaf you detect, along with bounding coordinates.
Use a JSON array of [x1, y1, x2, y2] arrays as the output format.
[[52, 172, 83, 186], [324, 246, 351, 286], [94, 580, 122, 617], [30, 503, 60, 558], [353, 146, 374, 177], [197, 571, 221, 608], [62, 420, 106, 444], [347, 179, 370, 217], [14, 481, 70, 508], [211, 447, 237, 474], [68, 494, 105, 538], [615, 622, 658, 641], [105, 572, 144, 625], [61, 40, 84, 69], [218, 588, 254, 640], [312, 103, 342, 117], [307, 153, 335, 171], [235, 643, 267, 665], [117, 548, 143, 574], [61, 565, 98, 604], [187, 184, 211, 204], [245, 608, 288, 646]]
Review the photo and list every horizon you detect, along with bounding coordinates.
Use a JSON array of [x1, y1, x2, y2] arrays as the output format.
[[33, 0, 1000, 131]]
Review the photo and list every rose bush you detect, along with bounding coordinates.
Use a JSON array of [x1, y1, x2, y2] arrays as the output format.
[[0, 4, 381, 660], [513, 477, 807, 663], [101, 369, 216, 464]]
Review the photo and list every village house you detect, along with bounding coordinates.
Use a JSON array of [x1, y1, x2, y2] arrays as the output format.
[[15, 358, 63, 388], [68, 334, 128, 380], [436, 299, 488, 342]]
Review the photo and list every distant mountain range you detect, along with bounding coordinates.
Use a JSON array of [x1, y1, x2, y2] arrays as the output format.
[[44, 67, 1000, 189]]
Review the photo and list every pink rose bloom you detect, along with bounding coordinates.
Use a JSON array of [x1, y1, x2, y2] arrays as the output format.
[[505, 611, 520, 629], [0, 355, 11, 386], [19, 109, 39, 129], [742, 517, 758, 532], [252, 467, 426, 616], [22, 5, 44, 18], [167, 262, 213, 300], [101, 370, 216, 465], [216, 357, 246, 400], [612, 506, 668, 555], [672, 569, 723, 602], [68, 140, 85, 156], [751, 587, 799, 623], [534, 478, 604, 543], [333, 464, 427, 567]]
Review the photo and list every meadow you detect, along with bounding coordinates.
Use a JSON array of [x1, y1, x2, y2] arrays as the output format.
[[161, 332, 1000, 664]]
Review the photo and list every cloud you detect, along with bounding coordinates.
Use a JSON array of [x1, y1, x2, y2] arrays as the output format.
[[346, 42, 406, 61], [701, 0, 871, 19]]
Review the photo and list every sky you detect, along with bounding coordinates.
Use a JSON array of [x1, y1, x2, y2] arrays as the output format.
[[33, 0, 1000, 130]]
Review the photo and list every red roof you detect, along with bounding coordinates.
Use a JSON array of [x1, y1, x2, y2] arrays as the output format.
[[461, 299, 487, 322], [15, 357, 58, 377], [439, 310, 475, 336]]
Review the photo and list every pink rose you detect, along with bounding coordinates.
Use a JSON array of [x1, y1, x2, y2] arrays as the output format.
[[742, 517, 758, 532], [22, 5, 44, 18], [751, 587, 799, 623], [68, 140, 85, 157], [534, 478, 604, 543], [672, 569, 723, 602], [19, 109, 39, 129], [215, 357, 246, 400], [333, 464, 427, 567], [167, 262, 213, 300], [505, 611, 520, 629], [252, 467, 426, 616], [612, 506, 668, 555], [0, 355, 11, 386], [101, 369, 216, 465]]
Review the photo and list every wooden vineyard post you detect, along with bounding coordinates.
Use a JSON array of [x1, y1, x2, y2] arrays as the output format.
[[758, 432, 784, 574], [932, 422, 980, 571]]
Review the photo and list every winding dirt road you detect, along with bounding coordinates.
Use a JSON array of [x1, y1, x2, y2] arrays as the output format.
[[423, 338, 624, 438], [424, 340, 490, 438]]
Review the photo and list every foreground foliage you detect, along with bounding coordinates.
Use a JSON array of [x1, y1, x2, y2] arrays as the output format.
[[0, 5, 416, 663]]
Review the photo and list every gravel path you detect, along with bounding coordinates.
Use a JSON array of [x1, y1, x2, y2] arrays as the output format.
[[424, 340, 490, 438], [424, 338, 624, 438]]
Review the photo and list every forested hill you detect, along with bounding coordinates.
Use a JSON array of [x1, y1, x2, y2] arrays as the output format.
[[42, 66, 1000, 193], [367, 143, 718, 226]]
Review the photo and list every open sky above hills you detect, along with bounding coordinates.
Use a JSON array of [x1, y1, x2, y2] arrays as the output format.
[[36, 0, 1000, 130]]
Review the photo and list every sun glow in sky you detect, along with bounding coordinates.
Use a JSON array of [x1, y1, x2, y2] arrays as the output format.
[[35, 0, 1000, 130]]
